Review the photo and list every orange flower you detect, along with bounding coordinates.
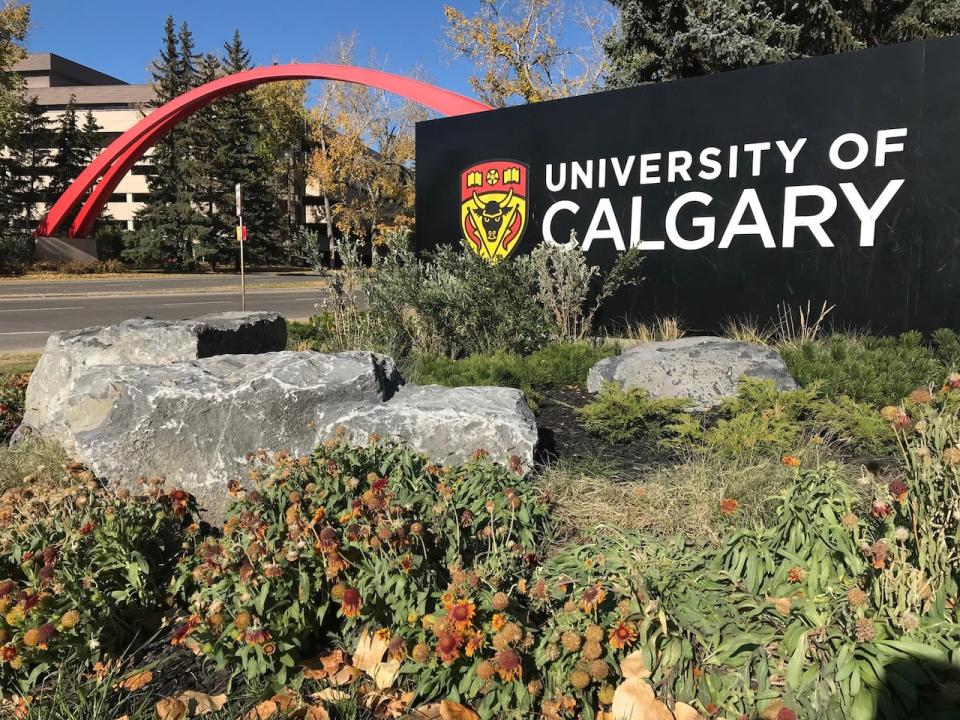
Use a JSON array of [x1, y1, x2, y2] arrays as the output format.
[[494, 647, 522, 681], [787, 567, 806, 584], [341, 588, 362, 618], [719, 498, 738, 515], [491, 613, 506, 632], [447, 599, 476, 630], [464, 629, 484, 657], [435, 631, 462, 664], [888, 480, 908, 503], [580, 584, 606, 613], [609, 622, 637, 649], [781, 455, 801, 468]]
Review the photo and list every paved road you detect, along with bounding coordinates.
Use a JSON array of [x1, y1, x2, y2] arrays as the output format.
[[0, 286, 324, 352], [0, 271, 324, 298]]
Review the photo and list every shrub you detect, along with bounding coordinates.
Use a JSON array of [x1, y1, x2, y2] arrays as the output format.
[[0, 373, 29, 444], [527, 241, 644, 342], [409, 342, 617, 401], [0, 473, 198, 691], [780, 332, 949, 406], [578, 382, 692, 444], [365, 243, 550, 360], [172, 440, 550, 684], [668, 378, 897, 459]]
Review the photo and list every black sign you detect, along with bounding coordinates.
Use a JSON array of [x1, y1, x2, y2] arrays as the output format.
[[415, 37, 960, 333]]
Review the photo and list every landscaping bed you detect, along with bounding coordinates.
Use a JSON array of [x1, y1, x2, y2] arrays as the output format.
[[1, 241, 959, 720]]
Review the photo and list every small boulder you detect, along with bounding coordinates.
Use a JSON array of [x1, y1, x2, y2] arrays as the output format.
[[586, 336, 796, 410]]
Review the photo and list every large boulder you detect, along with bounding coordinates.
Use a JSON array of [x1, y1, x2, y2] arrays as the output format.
[[20, 312, 286, 431], [15, 313, 539, 520], [50, 351, 401, 518], [586, 336, 797, 410], [321, 384, 539, 467]]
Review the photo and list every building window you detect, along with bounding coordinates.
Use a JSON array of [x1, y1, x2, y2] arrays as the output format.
[[108, 193, 127, 203]]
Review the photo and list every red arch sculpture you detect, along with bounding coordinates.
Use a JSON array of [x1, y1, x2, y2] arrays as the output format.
[[35, 64, 492, 239]]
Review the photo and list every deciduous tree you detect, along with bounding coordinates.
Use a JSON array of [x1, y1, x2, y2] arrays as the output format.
[[443, 0, 611, 107]]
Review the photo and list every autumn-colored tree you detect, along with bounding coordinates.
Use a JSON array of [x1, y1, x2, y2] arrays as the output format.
[[307, 36, 423, 246], [443, 0, 611, 107], [0, 0, 28, 144]]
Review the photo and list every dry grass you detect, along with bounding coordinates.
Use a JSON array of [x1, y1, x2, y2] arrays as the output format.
[[722, 317, 774, 345], [620, 316, 685, 344], [0, 439, 70, 494], [0, 352, 40, 374], [774, 300, 835, 347], [538, 451, 869, 545]]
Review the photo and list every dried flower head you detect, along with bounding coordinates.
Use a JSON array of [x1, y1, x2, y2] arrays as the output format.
[[888, 480, 909, 503], [907, 389, 933, 404], [855, 618, 877, 643], [847, 587, 867, 607], [494, 647, 522, 681], [570, 669, 591, 689]]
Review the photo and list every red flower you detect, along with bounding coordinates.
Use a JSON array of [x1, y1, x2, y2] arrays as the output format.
[[888, 480, 908, 503], [436, 631, 462, 663], [777, 708, 798, 720], [171, 614, 200, 645], [494, 647, 522, 681], [341, 587, 362, 618], [781, 455, 801, 468], [719, 498, 738, 516], [609, 622, 637, 649], [78, 521, 96, 536], [871, 500, 892, 519], [787, 567, 806, 584]]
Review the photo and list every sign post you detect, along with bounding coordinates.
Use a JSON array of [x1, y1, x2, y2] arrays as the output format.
[[235, 183, 245, 311]]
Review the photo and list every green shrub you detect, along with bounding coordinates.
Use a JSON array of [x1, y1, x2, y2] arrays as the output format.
[[366, 243, 551, 360], [578, 382, 692, 444], [409, 342, 617, 401], [0, 372, 29, 444], [173, 440, 550, 683], [780, 332, 949, 406], [0, 475, 198, 691], [669, 378, 897, 459]]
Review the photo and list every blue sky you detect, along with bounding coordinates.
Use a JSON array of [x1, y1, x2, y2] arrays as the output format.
[[26, 1, 607, 101]]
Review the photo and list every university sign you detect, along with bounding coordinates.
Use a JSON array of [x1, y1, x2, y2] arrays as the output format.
[[416, 36, 960, 332]]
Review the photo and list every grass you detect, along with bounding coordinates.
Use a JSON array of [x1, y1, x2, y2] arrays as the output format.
[[539, 449, 872, 546], [0, 352, 40, 374], [0, 439, 70, 493]]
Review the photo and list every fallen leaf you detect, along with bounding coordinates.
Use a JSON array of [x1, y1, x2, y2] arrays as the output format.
[[439, 700, 479, 720], [760, 699, 787, 720], [597, 713, 615, 720], [269, 690, 300, 712], [371, 658, 401, 689], [303, 706, 330, 720], [177, 691, 228, 716], [672, 702, 704, 720], [245, 699, 277, 720], [408, 703, 443, 719], [155, 698, 188, 720], [303, 649, 346, 680], [611, 678, 673, 720], [117, 670, 153, 692], [619, 651, 652, 680], [328, 665, 360, 686], [311, 688, 350, 703], [352, 628, 388, 675]]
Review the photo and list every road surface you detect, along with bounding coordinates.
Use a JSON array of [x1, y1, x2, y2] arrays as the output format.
[[0, 274, 325, 352], [0, 272, 323, 297]]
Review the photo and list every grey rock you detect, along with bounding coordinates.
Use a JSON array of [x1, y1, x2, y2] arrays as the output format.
[[19, 312, 286, 432], [321, 384, 539, 468], [52, 351, 401, 520], [586, 336, 796, 410]]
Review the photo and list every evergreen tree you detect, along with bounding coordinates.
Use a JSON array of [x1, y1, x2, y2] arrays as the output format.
[[78, 110, 102, 166], [47, 95, 85, 200], [189, 52, 226, 264], [127, 17, 208, 268], [8, 96, 51, 226], [210, 30, 282, 267], [603, 0, 960, 86]]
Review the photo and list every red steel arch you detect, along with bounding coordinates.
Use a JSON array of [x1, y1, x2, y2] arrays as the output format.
[[35, 64, 492, 238]]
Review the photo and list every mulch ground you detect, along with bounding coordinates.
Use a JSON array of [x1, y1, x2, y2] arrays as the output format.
[[533, 386, 677, 475]]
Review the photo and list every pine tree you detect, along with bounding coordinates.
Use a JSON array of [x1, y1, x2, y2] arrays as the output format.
[[603, 0, 960, 87], [189, 52, 225, 265], [210, 30, 282, 267], [8, 96, 51, 226], [78, 110, 101, 166], [127, 16, 209, 268], [47, 95, 85, 200]]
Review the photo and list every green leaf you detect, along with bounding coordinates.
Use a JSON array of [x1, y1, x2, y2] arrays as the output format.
[[786, 631, 807, 689]]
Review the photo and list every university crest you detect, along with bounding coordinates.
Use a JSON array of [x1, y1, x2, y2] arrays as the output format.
[[460, 160, 528, 262]]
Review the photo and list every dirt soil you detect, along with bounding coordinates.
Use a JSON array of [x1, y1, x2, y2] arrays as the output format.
[[533, 386, 677, 475]]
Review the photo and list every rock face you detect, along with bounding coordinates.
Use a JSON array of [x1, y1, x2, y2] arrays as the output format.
[[322, 384, 538, 467], [16, 314, 538, 520], [586, 336, 797, 410], [20, 312, 287, 430]]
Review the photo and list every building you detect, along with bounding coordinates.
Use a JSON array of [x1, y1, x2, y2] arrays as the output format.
[[11, 52, 156, 230]]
